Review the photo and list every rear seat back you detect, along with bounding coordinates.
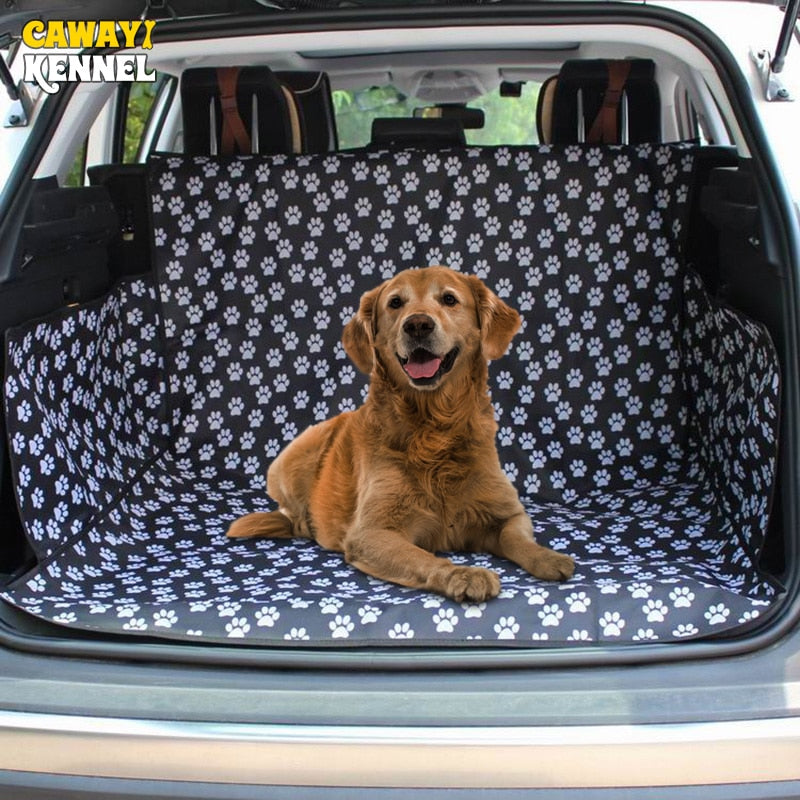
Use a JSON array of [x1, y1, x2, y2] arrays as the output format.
[[150, 144, 696, 501]]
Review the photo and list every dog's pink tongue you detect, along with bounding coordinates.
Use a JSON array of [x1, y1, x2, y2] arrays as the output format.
[[404, 356, 442, 380]]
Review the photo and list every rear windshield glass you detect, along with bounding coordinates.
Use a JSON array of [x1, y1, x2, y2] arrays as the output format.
[[333, 82, 541, 147]]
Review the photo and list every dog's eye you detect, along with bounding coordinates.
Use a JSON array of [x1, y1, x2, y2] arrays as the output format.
[[387, 296, 404, 310], [441, 293, 458, 307]]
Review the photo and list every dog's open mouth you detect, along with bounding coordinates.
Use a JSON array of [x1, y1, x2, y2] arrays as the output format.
[[397, 348, 459, 385]]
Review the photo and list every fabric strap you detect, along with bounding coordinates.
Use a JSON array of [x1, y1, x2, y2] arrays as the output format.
[[586, 60, 632, 144], [216, 67, 252, 155]]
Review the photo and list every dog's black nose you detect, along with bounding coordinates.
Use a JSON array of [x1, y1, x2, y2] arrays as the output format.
[[403, 314, 436, 339]]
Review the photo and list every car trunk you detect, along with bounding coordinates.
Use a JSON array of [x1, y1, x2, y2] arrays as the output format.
[[0, 2, 795, 658]]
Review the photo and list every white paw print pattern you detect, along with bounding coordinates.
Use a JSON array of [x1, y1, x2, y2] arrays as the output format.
[[225, 617, 251, 638], [494, 616, 520, 639], [150, 146, 700, 501], [388, 623, 414, 640], [4, 279, 167, 557], [538, 604, 564, 627], [255, 606, 280, 627], [329, 615, 355, 638], [0, 145, 781, 647], [600, 611, 626, 637], [433, 608, 459, 633], [358, 605, 382, 624]]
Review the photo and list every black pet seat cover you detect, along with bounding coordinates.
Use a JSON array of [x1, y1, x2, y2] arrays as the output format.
[[1, 144, 781, 645]]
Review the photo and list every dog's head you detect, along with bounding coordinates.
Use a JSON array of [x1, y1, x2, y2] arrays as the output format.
[[342, 266, 521, 391]]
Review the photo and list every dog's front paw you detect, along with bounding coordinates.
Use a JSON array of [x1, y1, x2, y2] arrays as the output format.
[[442, 566, 501, 603], [529, 549, 575, 582]]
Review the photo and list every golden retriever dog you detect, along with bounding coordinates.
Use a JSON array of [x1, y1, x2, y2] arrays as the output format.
[[227, 266, 574, 602]]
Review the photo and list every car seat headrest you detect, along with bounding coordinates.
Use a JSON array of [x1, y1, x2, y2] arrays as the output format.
[[370, 117, 466, 148], [536, 58, 661, 144]]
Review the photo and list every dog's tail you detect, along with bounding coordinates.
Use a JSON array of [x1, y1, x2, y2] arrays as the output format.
[[226, 511, 294, 540]]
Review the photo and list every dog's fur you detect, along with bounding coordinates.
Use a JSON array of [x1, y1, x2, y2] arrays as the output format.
[[227, 266, 574, 602]]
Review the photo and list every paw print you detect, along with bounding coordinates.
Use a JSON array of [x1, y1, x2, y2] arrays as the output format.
[[255, 606, 280, 627], [494, 181, 511, 202], [383, 184, 401, 204], [565, 592, 590, 613], [388, 623, 415, 639], [537, 228, 554, 248], [564, 177, 581, 198], [643, 599, 668, 623], [433, 608, 459, 633], [538, 604, 564, 627], [225, 617, 251, 638], [567, 629, 590, 642], [238, 224, 256, 245], [495, 241, 513, 261], [543, 159, 561, 179], [555, 307, 573, 327], [483, 216, 500, 236], [517, 195, 534, 215], [38, 454, 55, 475], [704, 604, 730, 625], [331, 180, 349, 202], [320, 286, 338, 305], [153, 609, 178, 628], [628, 582, 652, 599], [579, 214, 596, 236], [570, 460, 587, 477], [585, 242, 603, 263], [494, 616, 520, 639], [461, 602, 487, 619], [320, 597, 343, 614], [600, 611, 626, 637], [167, 195, 185, 216], [313, 192, 330, 213], [636, 362, 655, 382], [672, 623, 699, 638], [595, 166, 612, 186], [358, 605, 382, 624], [284, 627, 310, 641], [329, 615, 355, 638]]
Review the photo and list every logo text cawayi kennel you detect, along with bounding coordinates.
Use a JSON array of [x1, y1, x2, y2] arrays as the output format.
[[21, 20, 157, 95]]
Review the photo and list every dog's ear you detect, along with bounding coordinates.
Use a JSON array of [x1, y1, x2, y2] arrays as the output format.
[[466, 275, 522, 360], [342, 283, 384, 374]]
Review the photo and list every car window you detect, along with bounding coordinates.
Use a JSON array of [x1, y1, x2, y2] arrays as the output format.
[[333, 82, 541, 147], [122, 76, 166, 162], [63, 137, 88, 187]]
